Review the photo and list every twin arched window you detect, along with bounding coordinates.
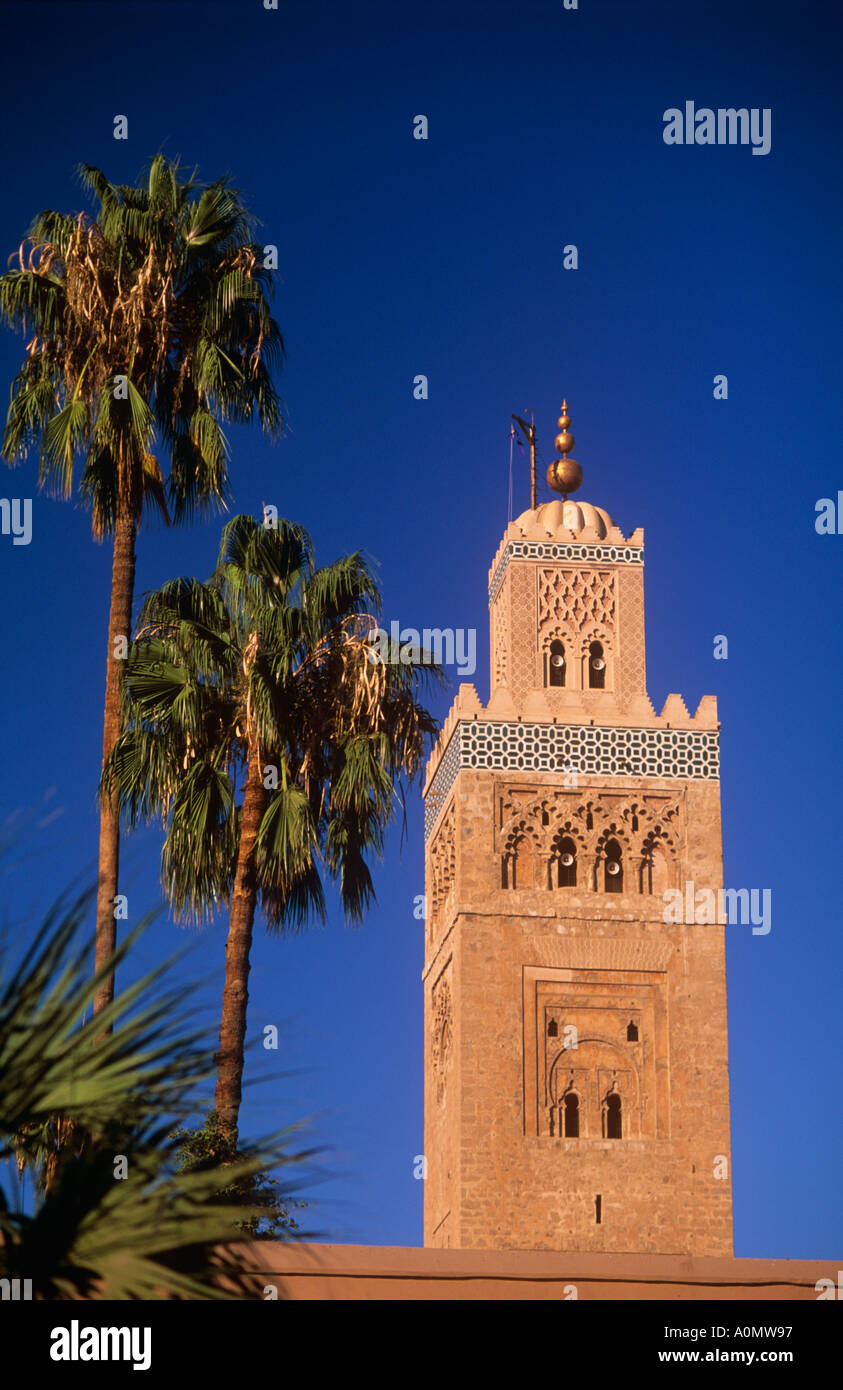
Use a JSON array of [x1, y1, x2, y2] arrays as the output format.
[[554, 1090, 622, 1140], [543, 639, 608, 689]]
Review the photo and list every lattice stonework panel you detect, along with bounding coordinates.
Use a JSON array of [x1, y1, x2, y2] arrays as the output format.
[[424, 720, 719, 840], [491, 593, 508, 690], [509, 565, 538, 701], [616, 565, 646, 701], [538, 568, 616, 639]]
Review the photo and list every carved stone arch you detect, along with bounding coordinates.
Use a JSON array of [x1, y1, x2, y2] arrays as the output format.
[[548, 821, 588, 888], [639, 824, 678, 857], [557, 1083, 582, 1138], [579, 624, 615, 662], [545, 1059, 584, 1138], [575, 799, 607, 835], [540, 627, 570, 689], [639, 825, 677, 895], [622, 800, 661, 834], [593, 823, 631, 892], [533, 793, 567, 840], [549, 820, 589, 855], [500, 807, 548, 854], [594, 821, 634, 855], [550, 1036, 640, 1102], [501, 819, 544, 890], [580, 625, 614, 691], [548, 1051, 585, 1106]]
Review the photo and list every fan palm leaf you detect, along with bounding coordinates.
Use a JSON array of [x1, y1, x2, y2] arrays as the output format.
[[102, 513, 442, 1141], [0, 885, 308, 1299], [0, 155, 285, 1019]]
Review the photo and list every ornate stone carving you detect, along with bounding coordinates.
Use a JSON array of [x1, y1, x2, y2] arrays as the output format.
[[538, 567, 616, 639], [508, 566, 537, 700], [491, 595, 508, 690], [429, 801, 456, 935], [431, 971, 453, 1104], [496, 789, 681, 894], [425, 721, 716, 842], [616, 566, 646, 701], [488, 540, 643, 605]]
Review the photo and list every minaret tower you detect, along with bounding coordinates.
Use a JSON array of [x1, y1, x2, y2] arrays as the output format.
[[422, 403, 733, 1254]]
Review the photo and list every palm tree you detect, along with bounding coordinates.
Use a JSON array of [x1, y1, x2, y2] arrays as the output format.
[[0, 883, 307, 1299], [102, 514, 440, 1141], [0, 156, 284, 1018]]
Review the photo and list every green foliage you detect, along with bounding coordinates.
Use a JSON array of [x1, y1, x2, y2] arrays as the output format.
[[102, 513, 443, 930], [171, 1112, 307, 1239], [0, 885, 307, 1298], [0, 154, 284, 534]]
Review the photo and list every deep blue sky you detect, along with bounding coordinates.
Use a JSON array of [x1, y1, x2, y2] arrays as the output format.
[[0, 0, 840, 1257]]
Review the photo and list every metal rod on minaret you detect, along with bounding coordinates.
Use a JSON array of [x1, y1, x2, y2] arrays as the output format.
[[511, 413, 537, 509]]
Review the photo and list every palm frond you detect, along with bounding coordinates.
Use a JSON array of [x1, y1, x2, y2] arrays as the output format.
[[2, 156, 284, 535], [0, 882, 310, 1299]]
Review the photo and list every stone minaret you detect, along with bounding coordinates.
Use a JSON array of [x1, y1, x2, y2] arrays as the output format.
[[422, 404, 733, 1254]]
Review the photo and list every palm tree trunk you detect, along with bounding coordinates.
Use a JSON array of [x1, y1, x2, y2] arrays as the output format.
[[215, 752, 268, 1143], [93, 500, 137, 1020]]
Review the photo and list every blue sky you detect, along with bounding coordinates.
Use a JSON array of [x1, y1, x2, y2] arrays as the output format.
[[0, 0, 840, 1256]]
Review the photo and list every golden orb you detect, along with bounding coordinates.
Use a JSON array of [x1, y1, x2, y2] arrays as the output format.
[[555, 430, 575, 454], [546, 457, 583, 496]]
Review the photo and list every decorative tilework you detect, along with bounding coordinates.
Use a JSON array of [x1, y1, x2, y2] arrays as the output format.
[[489, 540, 644, 604], [425, 719, 719, 840], [424, 729, 461, 839]]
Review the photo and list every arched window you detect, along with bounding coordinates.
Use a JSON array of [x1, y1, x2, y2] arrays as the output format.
[[603, 1092, 622, 1139], [588, 640, 606, 689], [514, 837, 535, 889], [556, 836, 577, 887], [604, 838, 623, 893], [546, 639, 566, 688], [627, 1021, 638, 1042], [641, 835, 670, 896], [503, 838, 536, 889], [547, 1018, 558, 1038], [563, 1092, 580, 1138]]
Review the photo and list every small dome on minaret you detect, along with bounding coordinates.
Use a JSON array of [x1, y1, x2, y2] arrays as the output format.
[[513, 497, 615, 538]]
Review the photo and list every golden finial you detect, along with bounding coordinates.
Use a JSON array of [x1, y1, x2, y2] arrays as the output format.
[[546, 398, 583, 498]]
